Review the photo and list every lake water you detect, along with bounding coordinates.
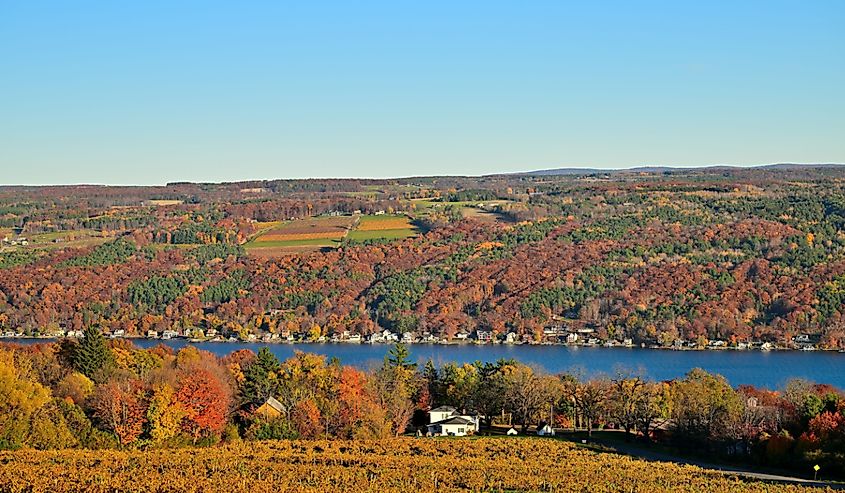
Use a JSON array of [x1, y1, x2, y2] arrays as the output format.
[[10, 338, 842, 389]]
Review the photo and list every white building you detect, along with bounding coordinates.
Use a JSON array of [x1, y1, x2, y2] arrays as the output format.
[[426, 406, 481, 437], [537, 423, 555, 436], [475, 330, 493, 343]]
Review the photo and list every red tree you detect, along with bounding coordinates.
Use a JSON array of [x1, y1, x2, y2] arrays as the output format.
[[176, 369, 230, 440]]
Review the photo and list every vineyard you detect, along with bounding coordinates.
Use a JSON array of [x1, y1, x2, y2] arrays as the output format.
[[0, 438, 829, 493], [254, 216, 356, 242], [356, 214, 415, 231], [245, 216, 357, 254]]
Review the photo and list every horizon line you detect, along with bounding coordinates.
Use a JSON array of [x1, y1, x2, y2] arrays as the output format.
[[1, 162, 843, 188]]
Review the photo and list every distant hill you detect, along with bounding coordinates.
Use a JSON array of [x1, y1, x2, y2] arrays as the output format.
[[520, 163, 845, 176]]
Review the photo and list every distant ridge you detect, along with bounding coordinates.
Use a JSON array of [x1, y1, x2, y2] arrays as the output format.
[[520, 163, 845, 176]]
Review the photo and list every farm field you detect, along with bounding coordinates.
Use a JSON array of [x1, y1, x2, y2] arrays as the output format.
[[17, 229, 111, 250], [246, 214, 419, 254], [0, 438, 823, 493], [146, 199, 185, 206], [245, 216, 355, 254], [411, 198, 512, 223], [460, 206, 510, 223], [255, 216, 355, 242], [347, 214, 419, 241]]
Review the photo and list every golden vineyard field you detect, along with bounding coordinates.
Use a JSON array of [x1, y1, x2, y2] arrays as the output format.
[[0, 438, 829, 493], [357, 215, 414, 231]]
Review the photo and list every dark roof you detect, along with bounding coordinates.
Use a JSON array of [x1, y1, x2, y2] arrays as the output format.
[[430, 406, 457, 413], [430, 416, 475, 426]]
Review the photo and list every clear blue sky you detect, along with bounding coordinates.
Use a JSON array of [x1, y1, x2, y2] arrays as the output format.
[[1, 1, 843, 185]]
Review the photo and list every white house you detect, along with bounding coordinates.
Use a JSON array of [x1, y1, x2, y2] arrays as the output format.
[[426, 406, 481, 437], [475, 330, 493, 343]]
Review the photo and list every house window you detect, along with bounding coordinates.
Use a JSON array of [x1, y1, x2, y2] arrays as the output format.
[[458, 428, 464, 433]]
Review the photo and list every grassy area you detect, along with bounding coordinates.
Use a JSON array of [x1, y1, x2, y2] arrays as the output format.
[[244, 238, 339, 248]]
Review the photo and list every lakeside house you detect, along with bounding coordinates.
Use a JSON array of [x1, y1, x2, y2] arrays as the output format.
[[474, 330, 493, 343], [426, 406, 481, 437]]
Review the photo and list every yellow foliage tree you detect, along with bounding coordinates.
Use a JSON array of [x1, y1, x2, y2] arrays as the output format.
[[147, 383, 188, 443]]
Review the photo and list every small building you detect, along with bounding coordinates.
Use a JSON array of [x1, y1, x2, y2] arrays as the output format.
[[255, 396, 285, 419], [506, 427, 519, 436], [147, 330, 159, 339], [537, 422, 555, 437], [475, 330, 493, 342]]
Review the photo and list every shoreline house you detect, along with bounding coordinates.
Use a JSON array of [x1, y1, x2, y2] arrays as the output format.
[[426, 406, 481, 437]]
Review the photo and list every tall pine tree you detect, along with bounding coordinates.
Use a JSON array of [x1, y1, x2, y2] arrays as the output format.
[[385, 343, 415, 370], [241, 347, 281, 406], [73, 326, 113, 381]]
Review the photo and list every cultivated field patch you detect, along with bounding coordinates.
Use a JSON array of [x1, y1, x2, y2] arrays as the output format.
[[253, 216, 355, 243]]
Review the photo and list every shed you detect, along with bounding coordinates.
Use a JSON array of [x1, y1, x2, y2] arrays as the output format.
[[255, 396, 285, 419]]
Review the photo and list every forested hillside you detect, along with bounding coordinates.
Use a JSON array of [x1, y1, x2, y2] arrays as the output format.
[[3, 166, 845, 347]]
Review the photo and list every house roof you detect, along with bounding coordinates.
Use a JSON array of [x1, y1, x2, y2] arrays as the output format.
[[431, 416, 475, 426], [261, 396, 285, 413], [430, 406, 457, 413]]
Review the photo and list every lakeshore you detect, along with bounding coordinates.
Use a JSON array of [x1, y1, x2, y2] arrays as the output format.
[[5, 337, 844, 389]]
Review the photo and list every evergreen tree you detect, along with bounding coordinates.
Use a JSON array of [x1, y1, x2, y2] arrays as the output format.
[[241, 347, 281, 406], [385, 343, 415, 370], [73, 326, 113, 381]]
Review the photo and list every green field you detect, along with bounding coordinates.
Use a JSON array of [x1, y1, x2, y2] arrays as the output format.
[[244, 238, 339, 248]]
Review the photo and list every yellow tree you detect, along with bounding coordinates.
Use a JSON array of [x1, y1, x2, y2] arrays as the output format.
[[147, 383, 188, 442], [0, 349, 51, 445]]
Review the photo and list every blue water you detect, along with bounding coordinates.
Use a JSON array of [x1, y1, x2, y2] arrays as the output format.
[[8, 339, 845, 389]]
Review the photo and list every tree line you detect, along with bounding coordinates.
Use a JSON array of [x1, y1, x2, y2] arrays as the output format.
[[1, 339, 843, 477]]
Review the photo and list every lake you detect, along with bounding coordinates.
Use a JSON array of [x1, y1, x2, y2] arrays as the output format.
[[9, 338, 843, 389]]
